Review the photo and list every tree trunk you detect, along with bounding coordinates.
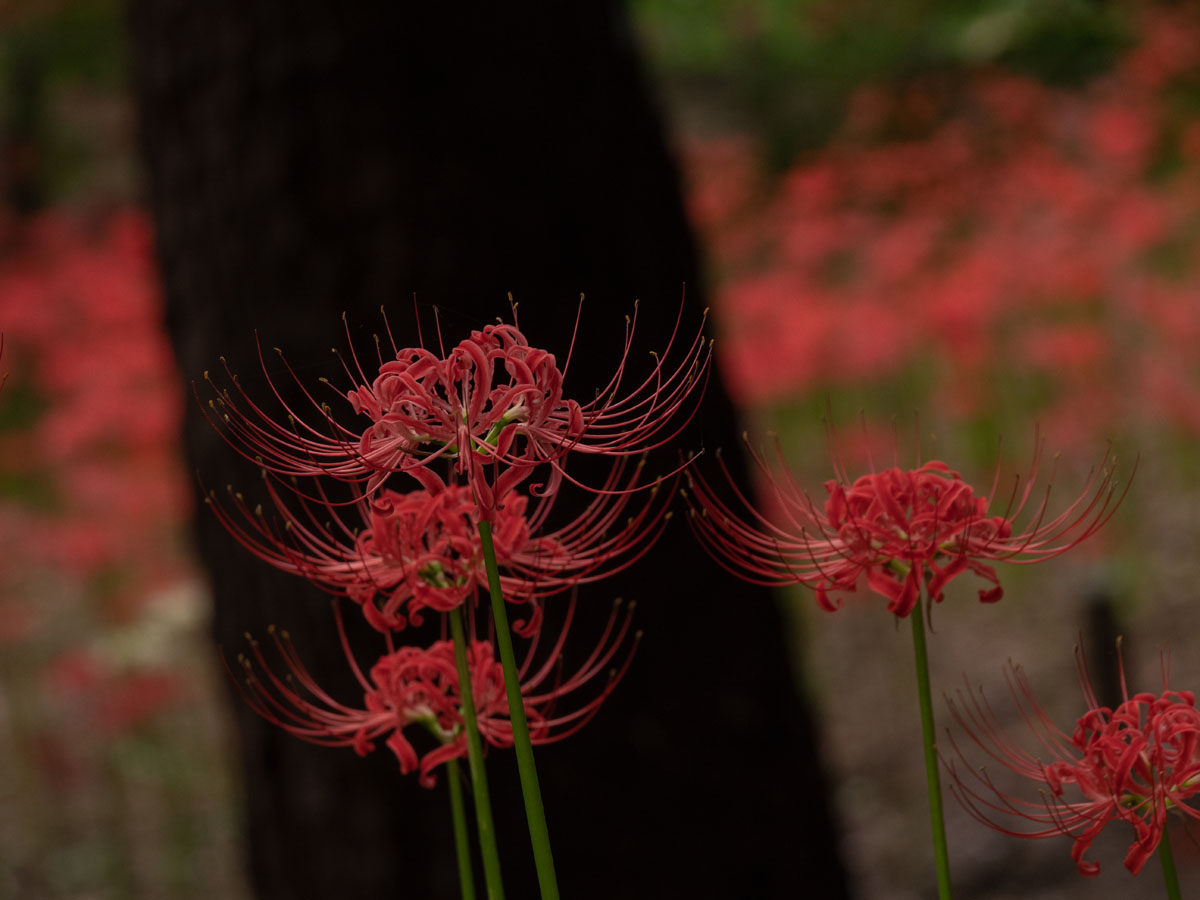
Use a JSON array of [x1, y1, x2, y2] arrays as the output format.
[[128, 4, 849, 898]]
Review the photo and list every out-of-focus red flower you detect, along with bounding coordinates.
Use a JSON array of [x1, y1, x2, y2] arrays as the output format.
[[687, 6, 1200, 446], [234, 598, 637, 787], [1122, 7, 1200, 91], [947, 647, 1200, 876], [0, 207, 190, 600], [45, 649, 184, 737], [1087, 101, 1156, 175], [1017, 324, 1107, 371], [687, 435, 1130, 617]]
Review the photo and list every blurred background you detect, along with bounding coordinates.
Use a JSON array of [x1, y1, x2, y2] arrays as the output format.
[[1, 0, 1199, 897]]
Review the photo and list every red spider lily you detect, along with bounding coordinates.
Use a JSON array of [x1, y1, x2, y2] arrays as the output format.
[[686, 435, 1130, 617], [232, 597, 637, 787], [203, 300, 710, 514], [945, 647, 1200, 876], [207, 457, 674, 633]]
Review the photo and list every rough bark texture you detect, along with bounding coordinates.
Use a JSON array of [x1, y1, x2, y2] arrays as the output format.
[[129, 4, 850, 898]]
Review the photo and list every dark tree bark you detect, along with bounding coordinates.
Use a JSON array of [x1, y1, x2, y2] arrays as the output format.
[[129, 5, 850, 898]]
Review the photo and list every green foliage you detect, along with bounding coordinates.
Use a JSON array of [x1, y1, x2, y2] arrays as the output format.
[[632, 0, 1131, 164], [0, 0, 128, 207], [0, 0, 127, 91], [972, 0, 1131, 86]]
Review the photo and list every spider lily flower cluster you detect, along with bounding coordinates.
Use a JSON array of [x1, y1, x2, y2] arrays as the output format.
[[205, 301, 707, 783], [686, 437, 1128, 617], [234, 597, 638, 788], [206, 301, 710, 513], [210, 457, 672, 634], [205, 287, 1153, 894], [684, 426, 1137, 895], [946, 649, 1200, 877]]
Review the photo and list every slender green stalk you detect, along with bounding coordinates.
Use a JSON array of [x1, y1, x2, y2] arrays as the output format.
[[910, 600, 954, 900], [446, 757, 478, 900], [449, 605, 506, 900], [1159, 825, 1183, 900], [477, 519, 560, 900]]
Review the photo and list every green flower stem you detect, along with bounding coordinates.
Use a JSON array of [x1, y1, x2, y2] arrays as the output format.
[[910, 600, 954, 900], [1159, 825, 1183, 900], [477, 519, 560, 900], [449, 605, 506, 900], [446, 757, 478, 900]]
